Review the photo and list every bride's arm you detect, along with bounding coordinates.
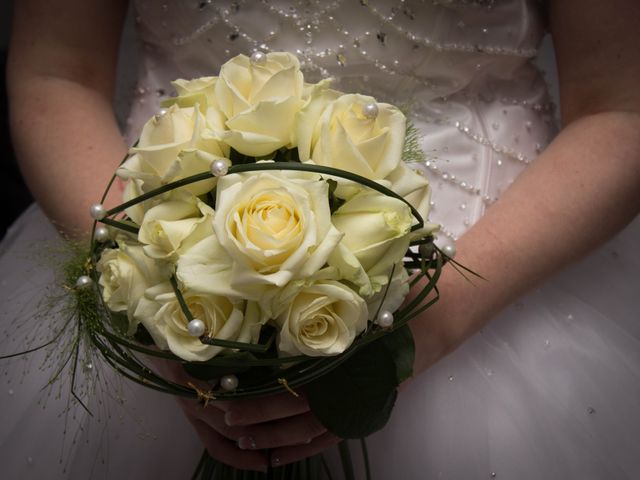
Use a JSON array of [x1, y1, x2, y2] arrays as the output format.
[[410, 0, 640, 373], [7, 0, 128, 236], [226, 0, 640, 467]]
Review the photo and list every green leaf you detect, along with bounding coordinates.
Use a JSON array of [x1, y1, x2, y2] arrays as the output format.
[[326, 178, 346, 214], [305, 341, 398, 438], [381, 324, 415, 384]]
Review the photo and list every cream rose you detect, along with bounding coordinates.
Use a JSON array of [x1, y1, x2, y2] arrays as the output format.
[[365, 262, 410, 322], [96, 237, 170, 333], [169, 77, 227, 131], [176, 233, 249, 300], [275, 280, 368, 357], [171, 77, 217, 109], [297, 93, 406, 180], [212, 169, 343, 293], [215, 52, 304, 156], [328, 191, 413, 296], [138, 199, 214, 261], [384, 162, 438, 238], [117, 104, 226, 220], [133, 283, 260, 362]]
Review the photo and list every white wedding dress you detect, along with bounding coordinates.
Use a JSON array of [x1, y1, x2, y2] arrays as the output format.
[[2, 1, 640, 479]]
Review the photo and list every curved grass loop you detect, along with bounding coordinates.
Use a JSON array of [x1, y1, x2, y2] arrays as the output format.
[[87, 161, 441, 400]]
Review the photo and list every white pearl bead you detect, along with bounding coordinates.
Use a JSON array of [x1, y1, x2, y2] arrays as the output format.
[[441, 244, 457, 259], [187, 319, 206, 337], [89, 203, 107, 220], [75, 275, 93, 289], [94, 226, 110, 243], [210, 159, 229, 177], [250, 51, 267, 66], [362, 102, 379, 119], [220, 374, 239, 391], [376, 310, 394, 328]]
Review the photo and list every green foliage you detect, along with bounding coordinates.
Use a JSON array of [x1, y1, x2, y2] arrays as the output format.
[[326, 178, 347, 214], [381, 324, 415, 384], [402, 120, 426, 164], [305, 340, 399, 439]]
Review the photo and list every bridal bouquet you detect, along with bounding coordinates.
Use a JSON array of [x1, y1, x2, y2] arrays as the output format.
[[19, 52, 449, 478]]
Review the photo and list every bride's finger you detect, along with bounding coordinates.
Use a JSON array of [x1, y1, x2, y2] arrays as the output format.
[[193, 403, 251, 441], [236, 411, 327, 450], [191, 419, 269, 472], [224, 392, 310, 426], [269, 431, 341, 467]]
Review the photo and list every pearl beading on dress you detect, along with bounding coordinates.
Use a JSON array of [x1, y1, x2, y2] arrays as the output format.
[[132, 0, 554, 242]]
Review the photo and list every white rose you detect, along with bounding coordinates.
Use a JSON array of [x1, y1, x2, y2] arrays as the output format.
[[138, 199, 214, 261], [169, 77, 227, 132], [176, 234, 250, 300], [215, 52, 304, 156], [117, 104, 226, 207], [171, 76, 217, 109], [384, 162, 438, 238], [212, 169, 343, 292], [96, 237, 170, 333], [133, 283, 260, 362], [297, 93, 406, 180], [328, 191, 413, 296], [365, 263, 410, 322], [276, 280, 368, 357]]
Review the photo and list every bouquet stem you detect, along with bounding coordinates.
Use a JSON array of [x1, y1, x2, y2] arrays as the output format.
[[192, 440, 369, 480]]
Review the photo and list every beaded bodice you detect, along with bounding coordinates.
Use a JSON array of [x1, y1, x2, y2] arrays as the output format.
[[129, 0, 556, 242]]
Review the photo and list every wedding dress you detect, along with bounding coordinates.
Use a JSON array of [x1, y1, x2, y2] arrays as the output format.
[[2, 1, 639, 479]]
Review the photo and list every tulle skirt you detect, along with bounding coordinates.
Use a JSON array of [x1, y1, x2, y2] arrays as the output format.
[[1, 204, 640, 479]]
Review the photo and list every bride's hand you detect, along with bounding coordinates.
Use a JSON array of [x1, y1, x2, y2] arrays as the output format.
[[153, 358, 338, 471], [195, 392, 340, 468]]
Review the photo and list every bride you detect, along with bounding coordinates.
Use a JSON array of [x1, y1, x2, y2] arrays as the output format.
[[2, 0, 640, 478]]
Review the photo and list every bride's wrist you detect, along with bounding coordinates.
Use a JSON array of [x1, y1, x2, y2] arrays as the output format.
[[407, 258, 487, 375]]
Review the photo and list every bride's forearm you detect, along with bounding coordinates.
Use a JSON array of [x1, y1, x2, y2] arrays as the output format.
[[8, 76, 127, 235], [7, 0, 128, 236], [410, 110, 640, 374]]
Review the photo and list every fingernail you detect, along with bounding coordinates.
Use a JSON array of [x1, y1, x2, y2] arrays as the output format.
[[238, 436, 257, 450], [224, 411, 236, 426]]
